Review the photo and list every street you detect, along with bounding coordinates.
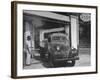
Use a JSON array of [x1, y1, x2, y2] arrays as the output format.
[[24, 48, 91, 69]]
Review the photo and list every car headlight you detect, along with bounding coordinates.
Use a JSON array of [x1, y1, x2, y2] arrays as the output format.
[[57, 46, 60, 51], [71, 48, 77, 54]]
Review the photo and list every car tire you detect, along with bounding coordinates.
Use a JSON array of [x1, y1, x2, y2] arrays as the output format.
[[48, 53, 55, 67], [70, 60, 75, 66]]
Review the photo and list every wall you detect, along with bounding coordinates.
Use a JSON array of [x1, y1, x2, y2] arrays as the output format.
[[0, 0, 99, 80]]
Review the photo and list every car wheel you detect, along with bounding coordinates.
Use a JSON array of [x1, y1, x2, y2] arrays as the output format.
[[70, 60, 75, 66], [48, 54, 55, 67], [40, 52, 45, 61], [66, 60, 75, 66]]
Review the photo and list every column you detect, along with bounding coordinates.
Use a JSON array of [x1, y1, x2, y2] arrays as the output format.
[[70, 15, 79, 49]]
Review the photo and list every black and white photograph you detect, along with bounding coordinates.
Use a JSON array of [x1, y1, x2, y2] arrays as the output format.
[[23, 10, 91, 69], [11, 1, 97, 78]]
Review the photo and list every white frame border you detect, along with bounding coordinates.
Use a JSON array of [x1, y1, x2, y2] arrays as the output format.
[[16, 3, 97, 77]]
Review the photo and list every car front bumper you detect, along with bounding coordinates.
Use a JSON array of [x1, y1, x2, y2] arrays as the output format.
[[54, 56, 79, 62]]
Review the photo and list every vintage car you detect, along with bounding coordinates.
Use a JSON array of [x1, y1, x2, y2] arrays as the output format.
[[40, 33, 79, 67]]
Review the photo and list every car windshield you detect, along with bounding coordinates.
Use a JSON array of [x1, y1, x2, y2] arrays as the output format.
[[52, 36, 67, 41]]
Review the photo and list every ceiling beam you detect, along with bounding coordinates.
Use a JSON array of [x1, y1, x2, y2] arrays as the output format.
[[23, 10, 70, 22]]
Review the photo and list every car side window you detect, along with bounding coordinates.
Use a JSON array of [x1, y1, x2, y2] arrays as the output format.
[[48, 36, 51, 42]]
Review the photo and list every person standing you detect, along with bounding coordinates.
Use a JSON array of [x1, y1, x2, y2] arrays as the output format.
[[24, 31, 32, 65]]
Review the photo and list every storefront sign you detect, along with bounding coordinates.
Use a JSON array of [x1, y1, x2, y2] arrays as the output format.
[[80, 13, 91, 22]]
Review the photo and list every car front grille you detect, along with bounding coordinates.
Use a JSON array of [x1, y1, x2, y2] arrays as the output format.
[[54, 51, 69, 59]]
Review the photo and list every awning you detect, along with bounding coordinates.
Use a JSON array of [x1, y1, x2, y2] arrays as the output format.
[[23, 10, 70, 22]]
